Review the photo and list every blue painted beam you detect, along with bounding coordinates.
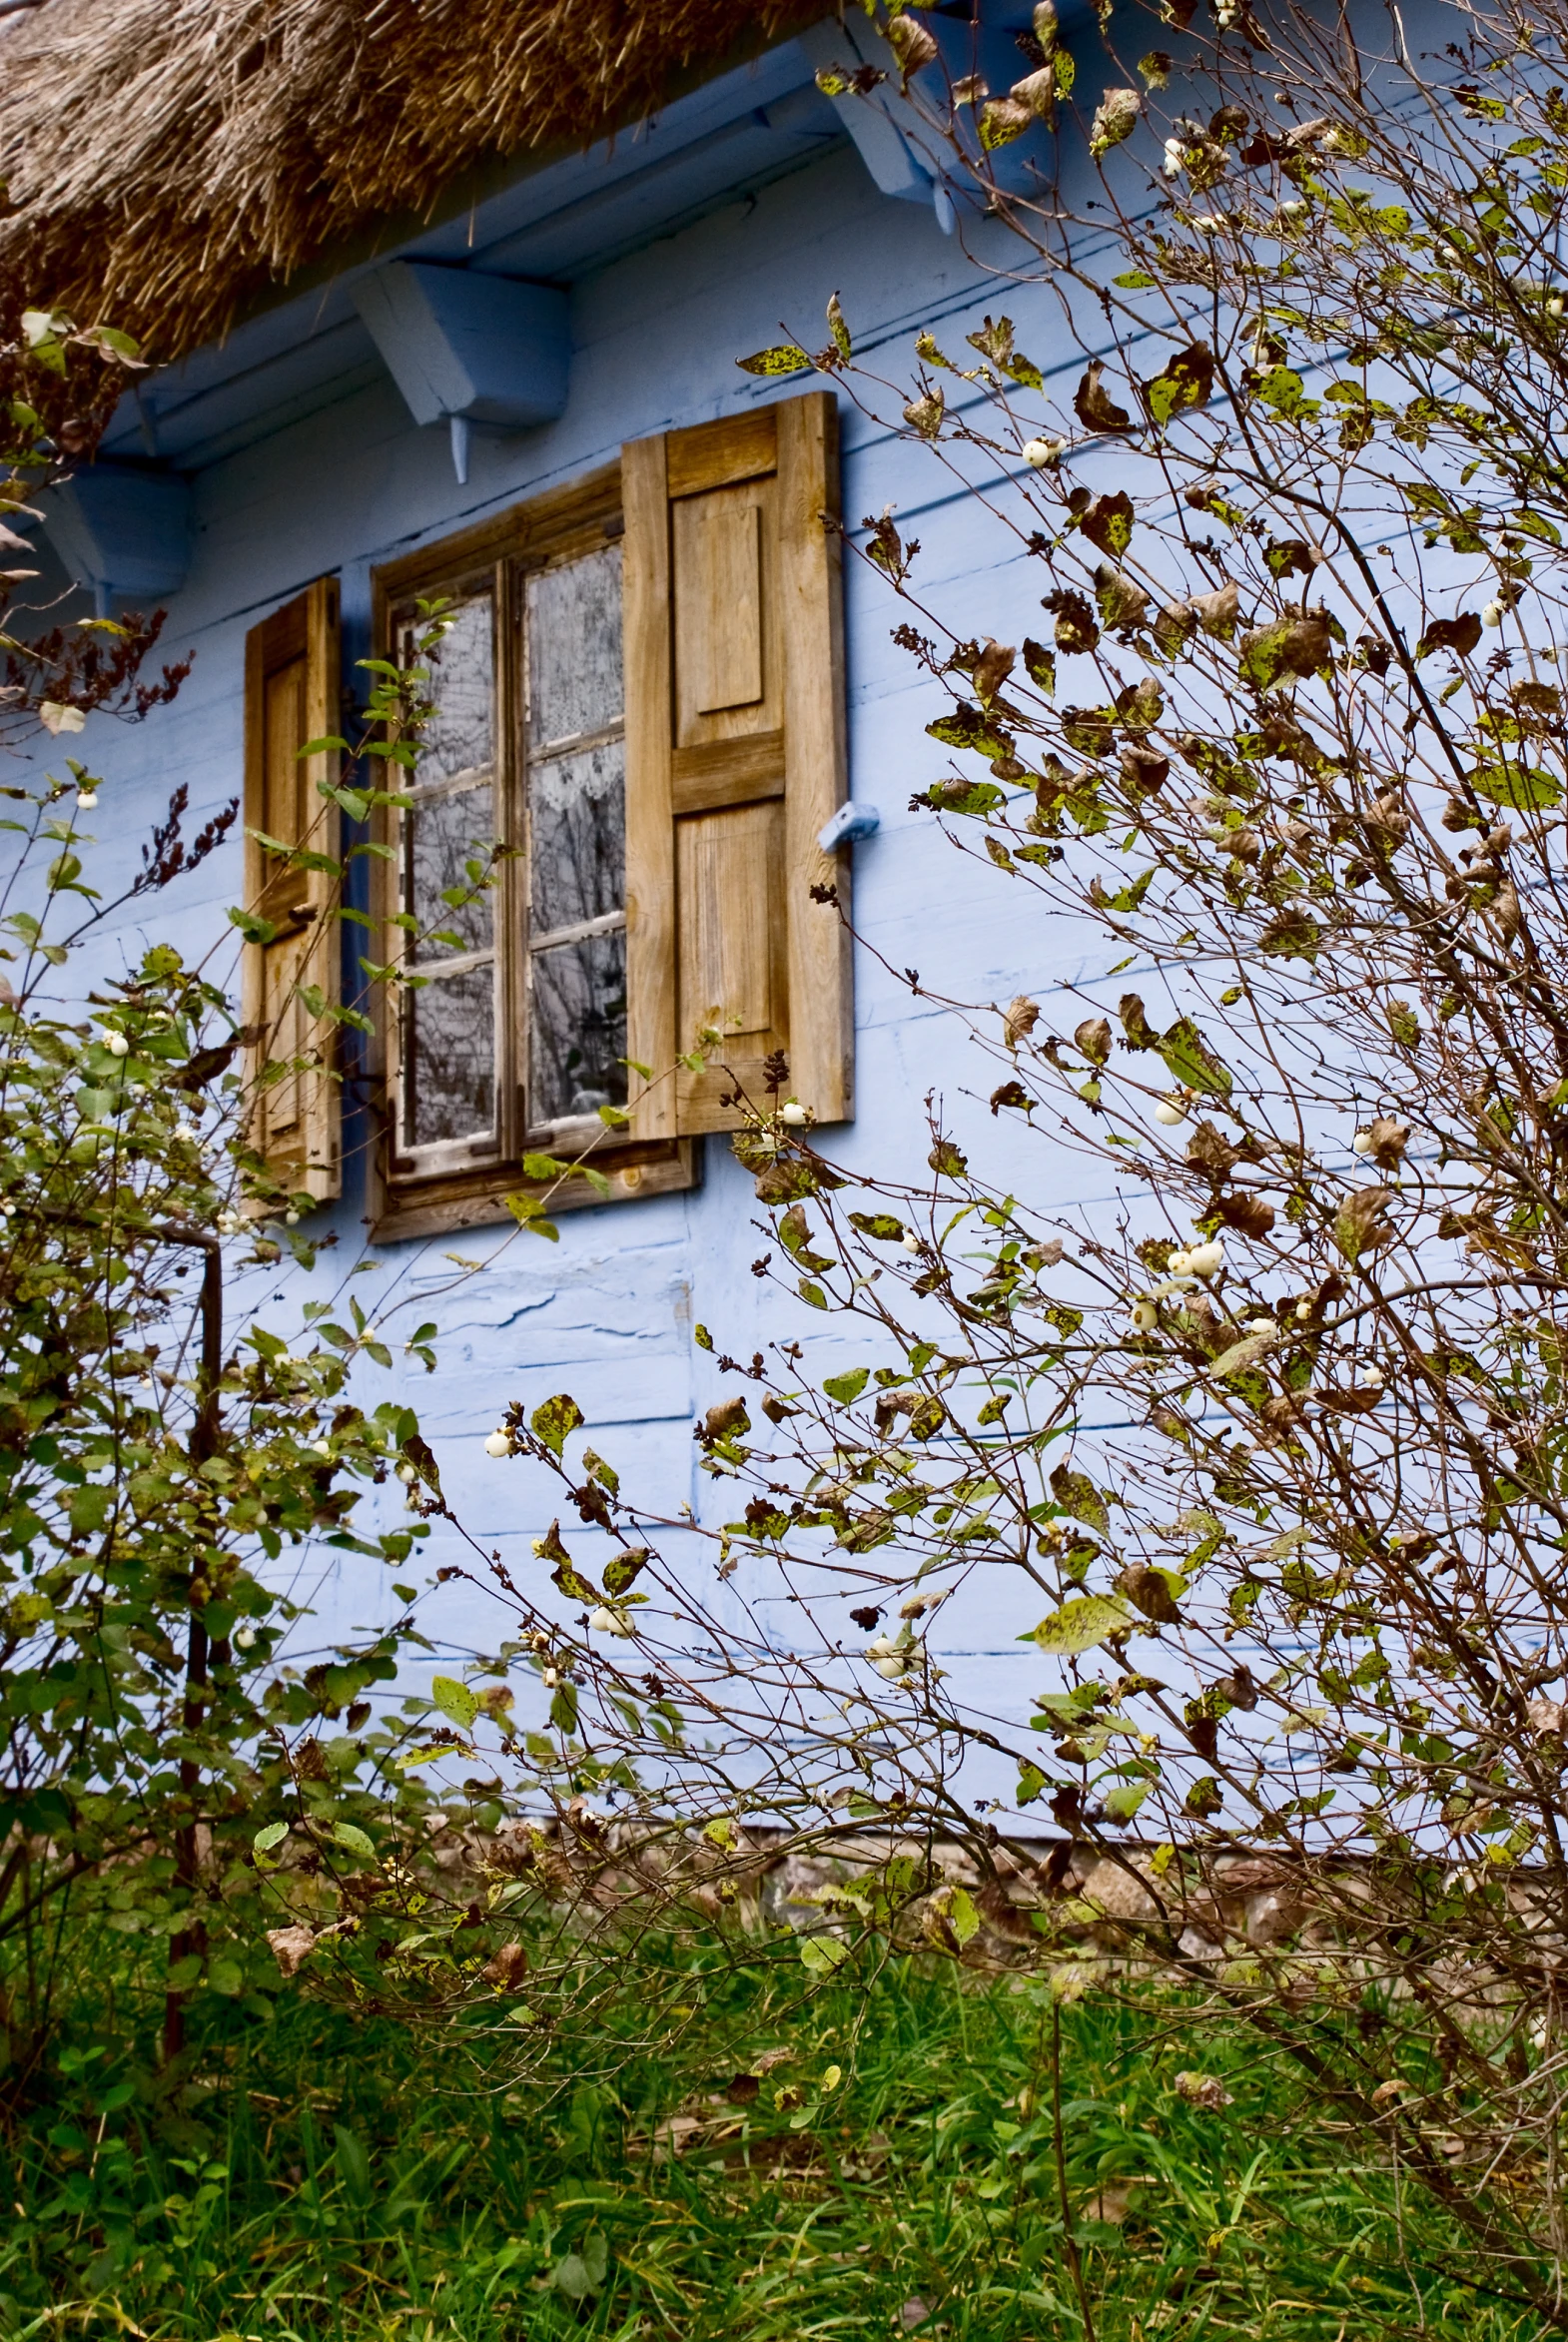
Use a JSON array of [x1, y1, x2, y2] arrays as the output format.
[[796, 15, 948, 217], [45, 463, 192, 615], [351, 264, 569, 472]]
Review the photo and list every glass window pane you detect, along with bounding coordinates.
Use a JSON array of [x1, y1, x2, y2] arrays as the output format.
[[529, 738, 624, 935], [404, 783, 495, 961], [526, 544, 623, 749], [413, 594, 493, 788], [404, 966, 496, 1150], [529, 930, 628, 1127]]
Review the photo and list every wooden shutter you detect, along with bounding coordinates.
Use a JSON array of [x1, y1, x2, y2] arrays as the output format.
[[242, 577, 343, 1204], [623, 391, 851, 1136]]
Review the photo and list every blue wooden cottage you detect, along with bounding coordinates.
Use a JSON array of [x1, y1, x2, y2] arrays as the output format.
[[0, 0, 1111, 1742]]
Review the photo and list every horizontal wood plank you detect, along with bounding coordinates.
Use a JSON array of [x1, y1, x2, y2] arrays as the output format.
[[671, 730, 785, 813], [666, 407, 777, 499], [373, 462, 620, 605], [371, 1138, 701, 1241]]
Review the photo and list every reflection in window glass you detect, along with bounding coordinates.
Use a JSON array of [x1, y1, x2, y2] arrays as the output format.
[[405, 783, 495, 961], [392, 526, 634, 1177], [529, 931, 628, 1128], [527, 545, 623, 748], [405, 966, 496, 1150], [530, 740, 624, 935], [416, 595, 493, 786]]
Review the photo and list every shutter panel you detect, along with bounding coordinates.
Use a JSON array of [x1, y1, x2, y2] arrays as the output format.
[[623, 391, 851, 1137], [242, 577, 343, 1204]]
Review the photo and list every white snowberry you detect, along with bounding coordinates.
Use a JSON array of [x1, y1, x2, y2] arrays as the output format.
[[484, 1430, 511, 1458]]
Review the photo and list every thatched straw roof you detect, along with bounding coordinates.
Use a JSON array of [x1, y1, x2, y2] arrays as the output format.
[[0, 0, 815, 362]]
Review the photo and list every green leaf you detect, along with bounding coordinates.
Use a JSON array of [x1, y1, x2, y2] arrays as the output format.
[[738, 345, 813, 377], [945, 1886, 981, 1947], [1238, 611, 1332, 691], [799, 1933, 850, 1974], [926, 707, 1014, 761], [1103, 1781, 1151, 1820], [582, 1446, 620, 1495], [1142, 340, 1214, 428], [1031, 1594, 1134, 1656], [849, 1210, 907, 1242], [602, 1549, 648, 1597], [253, 1822, 289, 1856], [823, 1368, 870, 1404], [67, 1482, 110, 1535], [1470, 760, 1563, 811], [1075, 488, 1135, 557], [531, 1393, 584, 1456], [1252, 365, 1318, 420], [537, 1519, 602, 1607], [333, 1822, 377, 1860], [506, 1190, 560, 1239], [1050, 1462, 1110, 1536], [1158, 1017, 1231, 1097], [430, 1675, 479, 1730]]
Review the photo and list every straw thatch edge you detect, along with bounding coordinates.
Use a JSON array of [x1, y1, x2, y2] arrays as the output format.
[[0, 0, 821, 363]]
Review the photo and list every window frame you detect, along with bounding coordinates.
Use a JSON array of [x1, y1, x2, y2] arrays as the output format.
[[367, 462, 698, 1243]]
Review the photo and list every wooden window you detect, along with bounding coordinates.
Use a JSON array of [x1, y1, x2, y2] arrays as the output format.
[[368, 393, 850, 1241], [242, 577, 343, 1204]]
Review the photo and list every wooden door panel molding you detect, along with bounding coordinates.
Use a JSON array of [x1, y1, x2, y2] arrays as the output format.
[[242, 575, 343, 1205], [623, 389, 850, 1139]]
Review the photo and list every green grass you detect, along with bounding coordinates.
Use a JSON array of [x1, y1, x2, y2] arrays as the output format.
[[0, 1939, 1539, 2342]]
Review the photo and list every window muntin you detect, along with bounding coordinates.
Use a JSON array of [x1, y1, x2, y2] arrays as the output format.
[[389, 534, 628, 1181]]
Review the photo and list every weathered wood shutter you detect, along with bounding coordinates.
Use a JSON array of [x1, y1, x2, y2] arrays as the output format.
[[242, 577, 343, 1203], [622, 391, 851, 1137]]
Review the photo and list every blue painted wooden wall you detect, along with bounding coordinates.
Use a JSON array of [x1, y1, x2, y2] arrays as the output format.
[[17, 58, 1160, 1813]]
